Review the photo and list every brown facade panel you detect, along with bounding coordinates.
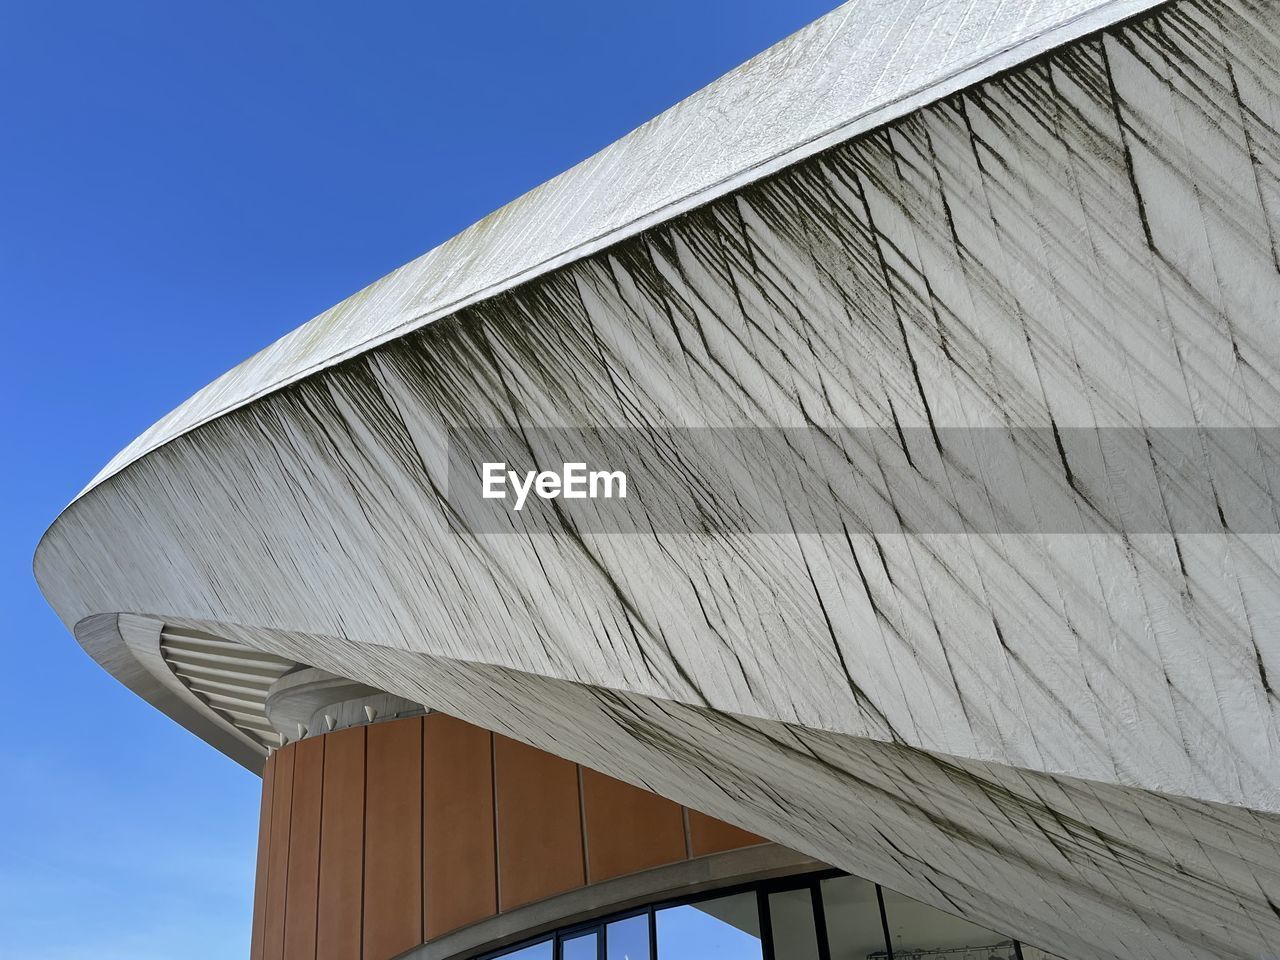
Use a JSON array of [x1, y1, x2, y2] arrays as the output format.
[[250, 750, 277, 960], [264, 744, 296, 960], [687, 808, 767, 857], [423, 714, 497, 939], [581, 768, 687, 883], [317, 727, 365, 960], [254, 715, 784, 960], [363, 717, 424, 960], [284, 736, 325, 960], [494, 734, 585, 911]]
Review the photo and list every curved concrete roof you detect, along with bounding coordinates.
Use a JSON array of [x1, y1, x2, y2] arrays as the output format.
[[40, 1, 1280, 956], [41, 0, 1164, 779], [75, 0, 1160, 499]]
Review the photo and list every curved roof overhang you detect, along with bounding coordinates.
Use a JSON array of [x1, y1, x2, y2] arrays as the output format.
[[37, 0, 1162, 766], [44, 3, 1280, 956], [68, 0, 1161, 499]]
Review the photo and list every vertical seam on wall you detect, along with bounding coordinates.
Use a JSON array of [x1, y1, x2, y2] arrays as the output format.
[[577, 764, 590, 885], [312, 738, 325, 960], [418, 716, 425, 947], [490, 731, 500, 914], [278, 745, 296, 960], [681, 806, 692, 860], [252, 751, 275, 960], [360, 726, 368, 960], [421, 715, 429, 942]]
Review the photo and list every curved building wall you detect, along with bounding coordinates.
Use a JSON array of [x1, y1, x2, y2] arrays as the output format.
[[249, 714, 766, 960]]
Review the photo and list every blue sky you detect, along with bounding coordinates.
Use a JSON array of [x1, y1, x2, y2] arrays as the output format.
[[0, 2, 837, 957]]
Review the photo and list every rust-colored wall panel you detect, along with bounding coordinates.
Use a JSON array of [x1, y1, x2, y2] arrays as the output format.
[[494, 735, 585, 910], [250, 751, 277, 960], [317, 727, 365, 960], [253, 715, 783, 960], [687, 808, 766, 857], [284, 736, 325, 960], [423, 714, 496, 938], [363, 717, 423, 960], [582, 769, 687, 883], [264, 745, 296, 960]]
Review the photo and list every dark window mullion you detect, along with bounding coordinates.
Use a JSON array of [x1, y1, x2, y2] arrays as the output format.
[[759, 887, 776, 960], [810, 882, 831, 960], [874, 885, 894, 960]]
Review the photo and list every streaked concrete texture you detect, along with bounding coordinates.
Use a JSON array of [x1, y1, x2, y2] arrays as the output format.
[[36, 1, 1280, 957]]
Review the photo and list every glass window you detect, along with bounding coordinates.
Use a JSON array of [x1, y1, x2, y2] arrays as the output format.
[[501, 940, 554, 960], [821, 875, 888, 960], [561, 931, 598, 960], [767, 888, 820, 960], [879, 887, 1017, 959], [656, 891, 763, 960], [487, 874, 1036, 960], [607, 914, 650, 960]]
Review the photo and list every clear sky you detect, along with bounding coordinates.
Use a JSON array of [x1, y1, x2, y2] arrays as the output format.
[[0, 1, 838, 957]]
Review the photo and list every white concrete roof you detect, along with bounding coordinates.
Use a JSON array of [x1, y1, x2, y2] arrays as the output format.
[[52, 3, 1280, 956], [43, 0, 1174, 781], [79, 0, 1161, 500]]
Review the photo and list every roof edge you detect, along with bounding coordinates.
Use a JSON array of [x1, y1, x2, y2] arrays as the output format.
[[57, 0, 1163, 519]]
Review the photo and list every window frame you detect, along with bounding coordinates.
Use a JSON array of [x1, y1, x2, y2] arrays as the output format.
[[474, 869, 1031, 960]]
